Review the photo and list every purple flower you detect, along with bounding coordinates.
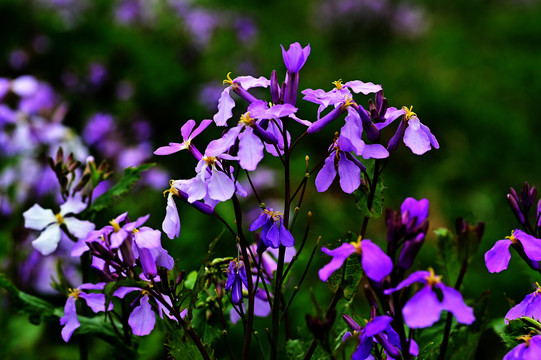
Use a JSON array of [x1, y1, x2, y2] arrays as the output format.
[[154, 119, 211, 160], [23, 195, 95, 255], [249, 208, 295, 249], [161, 180, 181, 239], [388, 106, 439, 155], [505, 282, 541, 323], [214, 73, 269, 127], [504, 334, 541, 360], [395, 197, 430, 269], [319, 237, 392, 282], [281, 42, 310, 73], [230, 289, 271, 324], [384, 268, 475, 328], [225, 260, 249, 304], [342, 315, 394, 360], [485, 229, 541, 273], [60, 283, 111, 342]]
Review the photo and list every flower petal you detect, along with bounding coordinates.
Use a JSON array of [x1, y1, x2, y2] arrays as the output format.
[[60, 297, 80, 342], [319, 243, 356, 282], [402, 286, 442, 328], [238, 126, 264, 171], [315, 153, 337, 193], [338, 155, 361, 194], [484, 239, 512, 273], [162, 195, 180, 239], [23, 204, 56, 230], [213, 87, 235, 126], [404, 119, 431, 155], [32, 224, 61, 255], [360, 240, 393, 282], [208, 169, 235, 202], [129, 296, 156, 336], [439, 284, 475, 324]]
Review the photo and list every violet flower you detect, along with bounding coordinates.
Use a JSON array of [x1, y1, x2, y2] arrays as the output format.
[[281, 42, 310, 105], [319, 236, 392, 282], [249, 208, 295, 249], [154, 119, 211, 160], [505, 282, 541, 323], [23, 195, 95, 255], [387, 106, 439, 155], [230, 289, 271, 324], [485, 229, 541, 273], [60, 283, 112, 342], [161, 180, 181, 239], [225, 260, 249, 304], [384, 268, 475, 328], [504, 334, 541, 360], [214, 73, 269, 126]]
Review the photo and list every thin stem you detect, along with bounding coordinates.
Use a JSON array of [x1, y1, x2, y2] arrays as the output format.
[[283, 213, 312, 280]]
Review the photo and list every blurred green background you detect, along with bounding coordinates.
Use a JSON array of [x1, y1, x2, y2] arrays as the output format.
[[1, 0, 541, 358]]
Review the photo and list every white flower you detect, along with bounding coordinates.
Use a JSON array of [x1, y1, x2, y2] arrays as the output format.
[[23, 195, 95, 255]]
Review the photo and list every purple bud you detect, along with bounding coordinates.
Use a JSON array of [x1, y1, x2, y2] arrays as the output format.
[[356, 105, 379, 142], [307, 105, 347, 134], [507, 194, 525, 225], [283, 71, 299, 106], [387, 118, 407, 152], [139, 248, 158, 278], [270, 70, 280, 105], [252, 122, 278, 144], [398, 233, 425, 270], [342, 314, 361, 332]]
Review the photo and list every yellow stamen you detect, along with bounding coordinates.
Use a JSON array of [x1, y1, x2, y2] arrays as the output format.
[[517, 334, 532, 346], [505, 230, 518, 244], [239, 112, 255, 126], [332, 79, 343, 90], [68, 288, 81, 299], [425, 267, 442, 286], [163, 179, 180, 198], [55, 213, 64, 224], [349, 235, 363, 255], [109, 219, 121, 233], [141, 289, 150, 296], [223, 72, 234, 86], [402, 106, 417, 121], [342, 96, 356, 109], [203, 156, 216, 166], [535, 282, 541, 296], [263, 209, 283, 221], [133, 228, 139, 234]]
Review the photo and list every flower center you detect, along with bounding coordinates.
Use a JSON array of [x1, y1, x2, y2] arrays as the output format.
[[350, 235, 363, 255], [203, 156, 217, 166], [55, 213, 64, 225], [517, 334, 532, 347], [163, 179, 180, 197], [425, 267, 442, 286], [402, 106, 417, 121], [109, 219, 121, 233], [68, 288, 81, 299], [505, 230, 518, 244], [239, 112, 255, 126], [332, 79, 343, 90], [342, 96, 355, 109], [264, 208, 283, 221], [132, 228, 139, 235]]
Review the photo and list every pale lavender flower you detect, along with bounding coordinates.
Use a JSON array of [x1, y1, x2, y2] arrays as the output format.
[[23, 195, 95, 255], [161, 180, 182, 239], [384, 268, 475, 328], [154, 119, 211, 160]]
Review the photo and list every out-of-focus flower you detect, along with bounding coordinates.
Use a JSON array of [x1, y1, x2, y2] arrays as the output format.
[[23, 195, 95, 255], [384, 268, 475, 328]]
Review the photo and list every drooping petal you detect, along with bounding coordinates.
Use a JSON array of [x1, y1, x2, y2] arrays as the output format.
[[231, 276, 243, 304], [515, 230, 541, 261], [265, 222, 281, 248], [505, 293, 534, 322], [315, 153, 337, 193], [340, 108, 365, 155], [344, 80, 382, 95], [250, 212, 270, 232], [213, 87, 235, 126], [338, 155, 361, 194], [79, 292, 110, 313], [420, 123, 439, 149], [24, 204, 56, 230], [134, 227, 162, 249], [238, 126, 264, 171], [60, 296, 80, 342], [319, 243, 356, 282], [364, 315, 393, 337], [150, 246, 174, 270], [439, 284, 475, 325], [139, 247, 158, 278], [60, 195, 87, 216], [225, 262, 236, 290], [383, 270, 431, 295], [63, 217, 95, 239], [208, 169, 235, 202], [360, 240, 393, 282], [32, 224, 62, 255], [205, 125, 242, 157], [402, 285, 442, 328], [278, 222, 295, 247], [154, 142, 183, 155], [361, 144, 389, 159], [129, 296, 156, 336], [375, 107, 406, 130], [352, 333, 374, 360], [162, 195, 180, 239], [403, 119, 431, 155], [484, 239, 512, 273]]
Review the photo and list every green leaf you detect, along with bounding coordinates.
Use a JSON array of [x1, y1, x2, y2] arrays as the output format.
[[83, 163, 155, 217], [0, 273, 56, 325], [435, 228, 461, 286], [326, 253, 363, 301], [184, 271, 198, 290], [191, 307, 222, 346], [353, 164, 384, 219], [164, 320, 204, 360], [285, 339, 305, 359], [500, 317, 541, 349]]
